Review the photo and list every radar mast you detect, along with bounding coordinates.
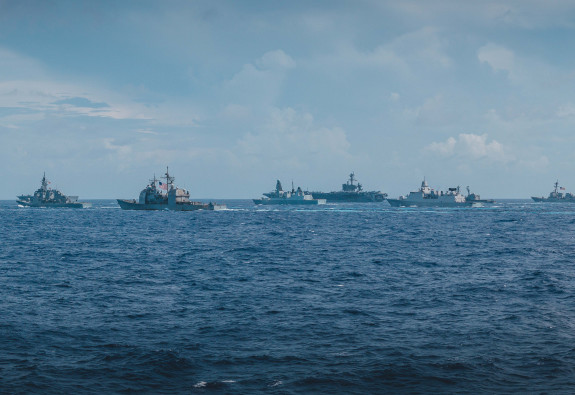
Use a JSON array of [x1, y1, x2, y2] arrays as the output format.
[[163, 166, 175, 194]]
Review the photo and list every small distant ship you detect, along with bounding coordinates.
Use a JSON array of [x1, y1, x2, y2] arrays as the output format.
[[465, 186, 495, 204], [254, 180, 326, 205], [17, 173, 91, 208], [387, 179, 483, 207], [532, 181, 575, 202], [306, 172, 387, 202], [117, 168, 226, 211]]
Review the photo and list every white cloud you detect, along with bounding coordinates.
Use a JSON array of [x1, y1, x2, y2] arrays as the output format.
[[390, 27, 451, 67], [477, 43, 515, 74], [103, 138, 132, 156], [518, 155, 549, 170], [381, 1, 575, 30], [427, 136, 456, 156], [136, 129, 159, 135], [300, 13, 335, 32], [0, 79, 151, 121], [426, 133, 510, 163], [221, 104, 251, 120], [0, 47, 46, 79], [351, 27, 451, 69], [304, 26, 450, 79], [403, 95, 460, 126], [0, 47, 203, 125], [255, 49, 296, 70], [222, 50, 295, 108], [459, 133, 506, 160], [556, 103, 575, 118], [347, 44, 405, 69], [236, 107, 351, 167]]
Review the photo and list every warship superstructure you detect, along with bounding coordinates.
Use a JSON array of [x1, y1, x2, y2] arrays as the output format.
[[254, 180, 326, 205], [465, 186, 495, 204], [117, 168, 226, 211], [306, 173, 387, 202], [17, 173, 91, 208], [387, 179, 478, 207], [532, 181, 575, 202]]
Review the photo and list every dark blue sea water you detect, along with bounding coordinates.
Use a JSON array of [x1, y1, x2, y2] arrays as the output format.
[[1, 199, 575, 393]]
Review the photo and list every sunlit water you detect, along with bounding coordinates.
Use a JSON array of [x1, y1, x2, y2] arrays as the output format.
[[1, 199, 574, 393]]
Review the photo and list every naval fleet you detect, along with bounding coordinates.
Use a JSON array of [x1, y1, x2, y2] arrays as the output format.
[[19, 168, 575, 209]]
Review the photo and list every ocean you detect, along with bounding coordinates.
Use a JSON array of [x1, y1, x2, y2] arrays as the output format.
[[1, 199, 574, 393]]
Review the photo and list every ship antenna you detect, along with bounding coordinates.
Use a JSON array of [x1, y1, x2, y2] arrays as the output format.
[[41, 172, 48, 191], [163, 166, 175, 195], [166, 167, 171, 193]]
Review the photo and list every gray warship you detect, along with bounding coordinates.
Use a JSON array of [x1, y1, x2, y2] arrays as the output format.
[[387, 179, 476, 207], [17, 173, 91, 208], [306, 172, 387, 202], [254, 180, 326, 205], [465, 186, 495, 204], [532, 181, 575, 202], [117, 168, 226, 211]]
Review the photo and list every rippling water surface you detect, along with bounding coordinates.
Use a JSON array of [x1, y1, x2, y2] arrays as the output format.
[[1, 199, 575, 393]]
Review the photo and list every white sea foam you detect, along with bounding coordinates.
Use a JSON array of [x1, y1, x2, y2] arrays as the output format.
[[193, 381, 207, 388]]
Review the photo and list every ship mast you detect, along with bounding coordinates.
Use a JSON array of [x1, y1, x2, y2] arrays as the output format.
[[149, 174, 157, 189], [554, 180, 559, 194], [41, 172, 48, 191], [163, 166, 175, 195]]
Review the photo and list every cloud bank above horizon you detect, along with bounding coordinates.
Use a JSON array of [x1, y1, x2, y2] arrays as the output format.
[[1, 0, 575, 198]]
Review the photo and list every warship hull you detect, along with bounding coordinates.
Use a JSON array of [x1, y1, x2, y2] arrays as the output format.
[[17, 200, 91, 208], [302, 172, 387, 203], [387, 199, 474, 208], [531, 197, 575, 203], [305, 192, 386, 202], [117, 199, 225, 211], [467, 199, 495, 204], [253, 198, 326, 205]]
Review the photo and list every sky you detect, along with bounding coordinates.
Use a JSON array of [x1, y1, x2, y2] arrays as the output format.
[[1, 0, 575, 199]]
